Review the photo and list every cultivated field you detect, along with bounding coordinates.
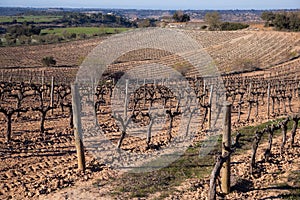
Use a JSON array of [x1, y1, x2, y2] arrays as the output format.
[[41, 27, 131, 36], [0, 15, 62, 23], [0, 29, 300, 200]]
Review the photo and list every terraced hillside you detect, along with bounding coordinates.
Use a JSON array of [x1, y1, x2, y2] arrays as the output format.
[[0, 30, 299, 76], [203, 31, 300, 72], [104, 31, 299, 78]]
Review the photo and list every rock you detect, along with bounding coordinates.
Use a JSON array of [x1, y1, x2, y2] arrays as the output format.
[[27, 192, 34, 197]]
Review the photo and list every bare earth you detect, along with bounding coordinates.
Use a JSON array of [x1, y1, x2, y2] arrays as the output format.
[[41, 129, 300, 200], [0, 30, 300, 200]]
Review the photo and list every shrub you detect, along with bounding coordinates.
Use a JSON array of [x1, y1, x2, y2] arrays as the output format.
[[42, 56, 56, 67], [201, 25, 208, 30], [234, 58, 260, 72], [220, 22, 249, 31]]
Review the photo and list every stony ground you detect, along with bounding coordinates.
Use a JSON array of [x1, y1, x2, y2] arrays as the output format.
[[0, 99, 299, 200], [0, 89, 299, 200], [1, 29, 300, 200], [164, 129, 300, 200], [39, 128, 300, 200]]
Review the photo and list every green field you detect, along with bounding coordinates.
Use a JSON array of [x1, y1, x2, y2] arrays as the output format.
[[0, 26, 132, 46], [0, 15, 62, 23], [41, 27, 131, 36]]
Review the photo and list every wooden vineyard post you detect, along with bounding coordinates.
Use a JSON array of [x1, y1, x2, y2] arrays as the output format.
[[203, 79, 206, 105], [143, 79, 146, 107], [50, 77, 54, 115], [41, 70, 45, 99], [208, 85, 214, 129], [124, 79, 129, 121], [29, 71, 32, 83], [91, 78, 97, 126], [221, 103, 231, 194], [42, 70, 45, 85], [71, 83, 86, 172], [267, 82, 271, 119], [298, 81, 300, 113], [248, 81, 252, 97]]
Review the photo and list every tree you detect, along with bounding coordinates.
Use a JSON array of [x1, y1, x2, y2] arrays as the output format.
[[205, 12, 221, 31], [181, 14, 190, 22], [6, 24, 41, 37], [173, 10, 190, 22], [79, 33, 87, 39], [289, 12, 300, 31], [261, 11, 276, 22], [274, 13, 289, 30], [261, 11, 300, 31], [137, 18, 157, 28], [42, 56, 56, 67], [137, 18, 151, 28], [5, 34, 17, 45]]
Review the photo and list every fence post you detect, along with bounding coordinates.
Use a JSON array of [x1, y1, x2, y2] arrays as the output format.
[[71, 83, 86, 172], [221, 103, 231, 194]]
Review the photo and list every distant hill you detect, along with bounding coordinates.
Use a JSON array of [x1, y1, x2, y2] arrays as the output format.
[[0, 7, 299, 23]]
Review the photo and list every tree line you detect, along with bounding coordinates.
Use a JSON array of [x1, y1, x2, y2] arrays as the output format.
[[5, 22, 41, 37], [261, 11, 300, 31], [1, 23, 84, 46], [204, 12, 249, 31], [57, 12, 135, 27]]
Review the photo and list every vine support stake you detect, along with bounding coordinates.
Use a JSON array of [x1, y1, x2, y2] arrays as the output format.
[[41, 70, 45, 99], [267, 82, 270, 119], [221, 102, 231, 194], [124, 79, 129, 121], [208, 85, 213, 129], [50, 76, 54, 115], [298, 81, 300, 112], [202, 79, 206, 105], [71, 83, 86, 172]]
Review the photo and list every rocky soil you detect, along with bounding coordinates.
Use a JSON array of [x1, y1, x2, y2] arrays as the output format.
[[38, 127, 300, 200]]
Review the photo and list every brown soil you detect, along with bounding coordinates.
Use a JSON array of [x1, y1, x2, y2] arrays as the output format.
[[39, 125, 300, 200], [163, 130, 300, 200], [0, 30, 299, 200], [0, 38, 102, 68]]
